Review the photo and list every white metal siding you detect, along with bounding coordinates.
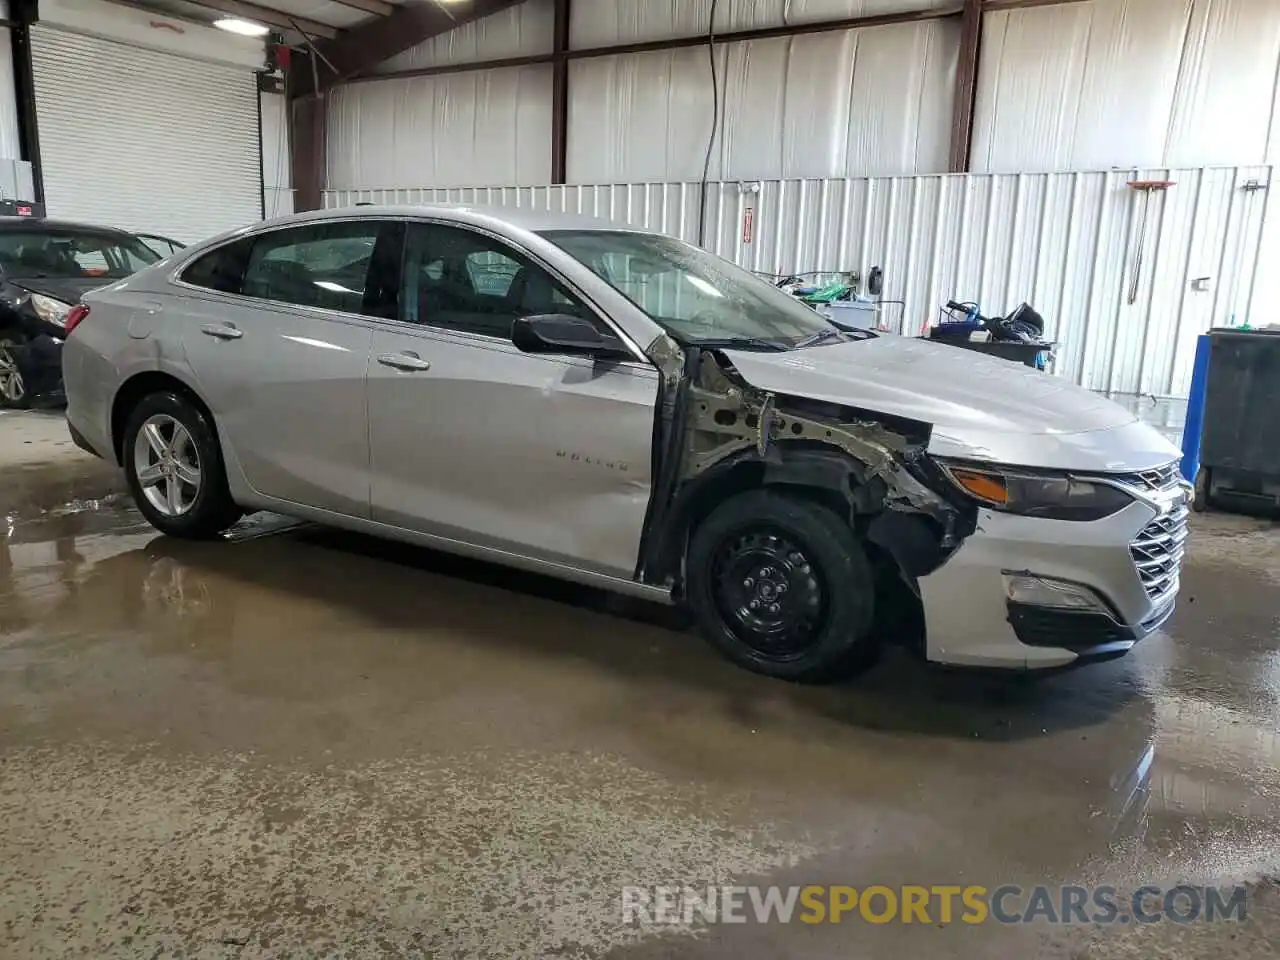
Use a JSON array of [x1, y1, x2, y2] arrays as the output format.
[[327, 66, 554, 190], [568, 20, 957, 183], [31, 27, 262, 243], [325, 166, 1272, 400], [570, 0, 956, 47], [973, 0, 1280, 173], [372, 0, 555, 74]]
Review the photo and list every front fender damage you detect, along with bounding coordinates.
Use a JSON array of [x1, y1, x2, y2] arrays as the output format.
[[638, 346, 976, 593]]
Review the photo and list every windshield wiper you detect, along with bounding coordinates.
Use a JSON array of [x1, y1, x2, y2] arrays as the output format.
[[793, 327, 846, 349], [687, 336, 792, 352]]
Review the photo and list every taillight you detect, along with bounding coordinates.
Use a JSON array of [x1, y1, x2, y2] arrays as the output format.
[[64, 304, 89, 335]]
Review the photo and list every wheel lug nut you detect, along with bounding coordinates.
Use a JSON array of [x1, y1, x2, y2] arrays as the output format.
[[743, 578, 754, 588], [769, 604, 779, 614], [749, 601, 759, 610], [777, 582, 787, 593]]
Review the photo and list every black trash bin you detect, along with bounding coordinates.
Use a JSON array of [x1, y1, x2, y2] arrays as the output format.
[[1199, 328, 1280, 516]]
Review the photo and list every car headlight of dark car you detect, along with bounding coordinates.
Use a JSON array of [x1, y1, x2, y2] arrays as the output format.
[[937, 461, 1133, 521], [29, 292, 75, 328]]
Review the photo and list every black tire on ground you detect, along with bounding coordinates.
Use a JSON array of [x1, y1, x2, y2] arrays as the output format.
[[0, 336, 31, 409], [685, 489, 879, 683], [122, 391, 241, 539], [1192, 467, 1210, 513]]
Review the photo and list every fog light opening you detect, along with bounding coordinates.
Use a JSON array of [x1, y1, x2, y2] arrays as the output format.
[[1003, 574, 1111, 614]]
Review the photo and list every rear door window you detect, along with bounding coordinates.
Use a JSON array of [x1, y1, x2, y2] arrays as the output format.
[[184, 221, 405, 319]]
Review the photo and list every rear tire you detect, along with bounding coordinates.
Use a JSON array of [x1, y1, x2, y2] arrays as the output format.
[[686, 489, 879, 682], [122, 391, 241, 539], [0, 336, 31, 409]]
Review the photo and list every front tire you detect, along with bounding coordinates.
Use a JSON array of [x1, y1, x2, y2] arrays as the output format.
[[686, 490, 879, 682], [123, 391, 241, 539], [0, 336, 30, 409]]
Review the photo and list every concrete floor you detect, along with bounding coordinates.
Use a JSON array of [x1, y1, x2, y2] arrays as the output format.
[[1, 410, 1279, 959]]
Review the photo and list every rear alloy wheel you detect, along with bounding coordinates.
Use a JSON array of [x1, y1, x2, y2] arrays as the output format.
[[687, 490, 879, 682], [123, 391, 241, 539], [134, 413, 203, 518], [0, 337, 29, 409]]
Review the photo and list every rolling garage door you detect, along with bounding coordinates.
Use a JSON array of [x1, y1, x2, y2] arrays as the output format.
[[30, 26, 262, 245]]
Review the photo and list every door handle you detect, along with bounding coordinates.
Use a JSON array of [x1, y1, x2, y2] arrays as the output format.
[[200, 323, 243, 341], [376, 352, 431, 372]]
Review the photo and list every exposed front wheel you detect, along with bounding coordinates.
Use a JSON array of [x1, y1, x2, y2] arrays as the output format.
[[0, 337, 30, 409], [686, 490, 879, 682], [123, 391, 241, 539]]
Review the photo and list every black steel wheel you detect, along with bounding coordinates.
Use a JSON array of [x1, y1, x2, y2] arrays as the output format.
[[687, 490, 878, 682], [709, 527, 828, 661]]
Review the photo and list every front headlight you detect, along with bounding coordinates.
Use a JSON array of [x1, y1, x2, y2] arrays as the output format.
[[30, 293, 74, 327], [939, 462, 1133, 521]]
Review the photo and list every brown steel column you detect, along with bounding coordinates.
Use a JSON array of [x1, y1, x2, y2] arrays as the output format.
[[9, 0, 42, 204], [948, 0, 983, 173], [550, 0, 570, 184], [289, 88, 327, 212]]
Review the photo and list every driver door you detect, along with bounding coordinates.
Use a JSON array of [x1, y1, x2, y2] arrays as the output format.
[[366, 222, 660, 578]]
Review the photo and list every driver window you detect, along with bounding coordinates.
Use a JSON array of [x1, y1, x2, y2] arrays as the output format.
[[402, 223, 588, 339]]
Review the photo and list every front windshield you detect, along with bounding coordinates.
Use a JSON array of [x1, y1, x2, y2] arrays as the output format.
[[539, 230, 839, 348], [0, 229, 161, 279]]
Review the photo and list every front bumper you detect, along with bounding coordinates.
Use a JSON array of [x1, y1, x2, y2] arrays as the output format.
[[918, 482, 1190, 670]]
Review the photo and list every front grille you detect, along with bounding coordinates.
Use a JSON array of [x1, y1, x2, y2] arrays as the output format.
[[1116, 462, 1181, 492], [1130, 503, 1189, 602]]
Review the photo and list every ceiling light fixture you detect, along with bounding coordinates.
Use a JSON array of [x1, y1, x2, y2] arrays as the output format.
[[213, 17, 270, 37]]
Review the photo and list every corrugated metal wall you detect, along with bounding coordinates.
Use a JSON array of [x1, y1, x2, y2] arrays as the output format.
[[326, 65, 554, 190], [568, 20, 957, 182], [974, 0, 1280, 172], [332, 0, 961, 188], [370, 0, 554, 74], [329, 0, 1280, 188], [328, 165, 1273, 400], [569, 0, 956, 46]]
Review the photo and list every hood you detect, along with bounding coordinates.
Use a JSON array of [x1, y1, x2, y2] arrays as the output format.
[[722, 336, 1181, 472], [7, 276, 114, 304]]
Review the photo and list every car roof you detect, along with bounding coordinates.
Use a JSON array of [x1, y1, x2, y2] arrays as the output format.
[[0, 216, 140, 239], [266, 203, 650, 235]]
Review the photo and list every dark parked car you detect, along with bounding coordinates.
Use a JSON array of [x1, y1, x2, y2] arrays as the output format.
[[0, 218, 161, 407], [135, 232, 187, 258]]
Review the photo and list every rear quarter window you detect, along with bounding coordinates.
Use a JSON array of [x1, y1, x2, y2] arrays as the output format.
[[181, 238, 254, 294]]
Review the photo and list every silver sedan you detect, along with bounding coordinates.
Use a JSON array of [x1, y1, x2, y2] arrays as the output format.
[[62, 206, 1187, 681]]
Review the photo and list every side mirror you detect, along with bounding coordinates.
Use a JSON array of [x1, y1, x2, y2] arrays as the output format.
[[512, 314, 630, 360]]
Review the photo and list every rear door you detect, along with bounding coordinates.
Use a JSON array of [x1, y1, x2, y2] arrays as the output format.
[[366, 221, 659, 578], [176, 218, 403, 517]]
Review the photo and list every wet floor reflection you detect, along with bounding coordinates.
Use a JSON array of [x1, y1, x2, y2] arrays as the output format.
[[1, 481, 1278, 895]]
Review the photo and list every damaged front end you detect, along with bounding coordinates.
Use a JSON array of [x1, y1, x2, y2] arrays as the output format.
[[637, 340, 978, 619]]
